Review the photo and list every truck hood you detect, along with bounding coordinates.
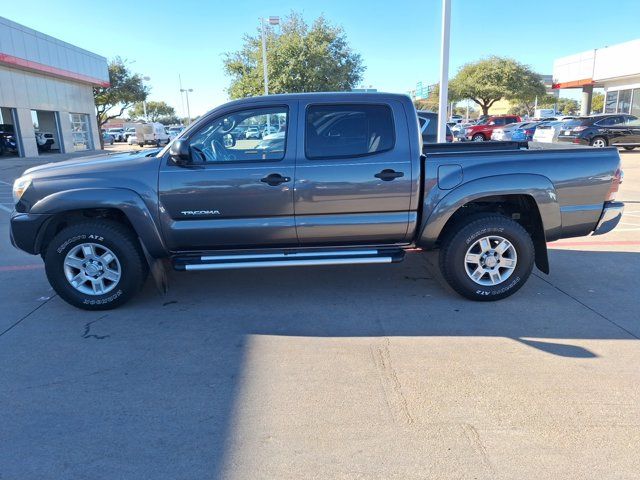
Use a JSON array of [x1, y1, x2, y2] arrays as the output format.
[[23, 149, 161, 178]]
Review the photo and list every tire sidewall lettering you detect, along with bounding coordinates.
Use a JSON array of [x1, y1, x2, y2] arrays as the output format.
[[57, 234, 106, 254]]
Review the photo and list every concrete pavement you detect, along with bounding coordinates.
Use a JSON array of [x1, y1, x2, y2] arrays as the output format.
[[0, 150, 638, 479]]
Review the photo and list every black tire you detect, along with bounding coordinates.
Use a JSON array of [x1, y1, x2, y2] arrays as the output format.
[[439, 215, 535, 301], [44, 221, 148, 310], [472, 133, 485, 142], [623, 146, 635, 151], [590, 136, 608, 147]]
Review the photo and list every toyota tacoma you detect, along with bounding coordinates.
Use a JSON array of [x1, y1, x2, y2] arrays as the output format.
[[10, 93, 624, 310]]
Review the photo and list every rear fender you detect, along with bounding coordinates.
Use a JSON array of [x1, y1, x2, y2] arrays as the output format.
[[418, 174, 561, 248]]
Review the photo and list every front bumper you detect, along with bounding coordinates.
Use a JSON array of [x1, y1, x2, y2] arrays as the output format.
[[592, 201, 624, 235], [10, 212, 52, 254]]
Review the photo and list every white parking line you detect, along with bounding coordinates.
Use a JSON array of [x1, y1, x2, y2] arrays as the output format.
[[0, 204, 12, 213]]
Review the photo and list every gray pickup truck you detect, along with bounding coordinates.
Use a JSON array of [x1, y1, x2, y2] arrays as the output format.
[[10, 93, 624, 310]]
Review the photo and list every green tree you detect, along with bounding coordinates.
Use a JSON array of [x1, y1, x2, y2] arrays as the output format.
[[591, 92, 604, 114], [450, 57, 546, 115], [224, 12, 365, 98], [130, 101, 177, 122], [94, 58, 148, 147]]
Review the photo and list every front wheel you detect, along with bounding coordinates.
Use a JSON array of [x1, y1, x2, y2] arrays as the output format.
[[439, 215, 534, 301], [623, 146, 635, 151], [44, 221, 148, 310], [590, 136, 607, 148], [472, 134, 485, 142]]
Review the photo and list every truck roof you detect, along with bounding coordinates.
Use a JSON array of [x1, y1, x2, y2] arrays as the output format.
[[206, 92, 413, 116]]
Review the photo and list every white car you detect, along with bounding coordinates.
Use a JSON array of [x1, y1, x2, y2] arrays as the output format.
[[123, 127, 137, 141], [491, 122, 533, 141], [532, 121, 564, 143], [106, 128, 125, 142]]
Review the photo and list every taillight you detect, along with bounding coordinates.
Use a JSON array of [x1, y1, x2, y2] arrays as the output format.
[[607, 167, 623, 201], [572, 126, 587, 132]]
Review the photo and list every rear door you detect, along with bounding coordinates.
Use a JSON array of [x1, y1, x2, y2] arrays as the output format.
[[158, 102, 298, 251], [294, 100, 414, 245]]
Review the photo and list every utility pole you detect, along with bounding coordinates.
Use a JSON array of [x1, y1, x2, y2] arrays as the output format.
[[437, 0, 451, 143], [142, 76, 150, 121], [178, 74, 186, 123], [180, 88, 193, 125], [260, 16, 280, 96]]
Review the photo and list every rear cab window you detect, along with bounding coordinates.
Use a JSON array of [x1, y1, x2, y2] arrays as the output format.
[[305, 104, 395, 159]]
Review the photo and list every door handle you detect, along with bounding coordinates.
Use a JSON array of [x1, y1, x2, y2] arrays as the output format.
[[261, 173, 291, 186], [375, 169, 404, 181]]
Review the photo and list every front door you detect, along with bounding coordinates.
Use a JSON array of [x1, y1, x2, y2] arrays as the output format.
[[159, 104, 297, 251], [294, 101, 414, 245]]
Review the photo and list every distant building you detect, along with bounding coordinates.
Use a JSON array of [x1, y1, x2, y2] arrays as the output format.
[[0, 16, 108, 157], [553, 39, 640, 116], [485, 74, 556, 115]]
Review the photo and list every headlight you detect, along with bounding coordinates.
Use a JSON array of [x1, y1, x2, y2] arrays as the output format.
[[12, 175, 32, 203]]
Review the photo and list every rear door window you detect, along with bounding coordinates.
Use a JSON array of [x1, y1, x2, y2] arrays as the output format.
[[305, 104, 395, 159]]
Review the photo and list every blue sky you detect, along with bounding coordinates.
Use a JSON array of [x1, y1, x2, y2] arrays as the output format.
[[4, 0, 640, 116]]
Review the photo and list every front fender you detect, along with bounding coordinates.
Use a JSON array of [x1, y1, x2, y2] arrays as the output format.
[[418, 174, 561, 248], [30, 188, 167, 257]]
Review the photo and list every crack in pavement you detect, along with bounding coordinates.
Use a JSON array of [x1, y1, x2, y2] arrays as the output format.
[[370, 338, 414, 426], [82, 316, 110, 340], [532, 272, 639, 340], [0, 294, 57, 339]]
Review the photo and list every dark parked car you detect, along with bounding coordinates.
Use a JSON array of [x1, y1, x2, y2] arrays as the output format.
[[10, 93, 624, 310], [0, 124, 19, 156], [417, 111, 453, 144], [557, 114, 639, 149]]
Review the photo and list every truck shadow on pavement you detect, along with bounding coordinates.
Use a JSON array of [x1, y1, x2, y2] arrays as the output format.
[[1, 249, 638, 479]]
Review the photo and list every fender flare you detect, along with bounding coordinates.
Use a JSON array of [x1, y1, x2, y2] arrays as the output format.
[[30, 188, 167, 257], [418, 173, 561, 249]]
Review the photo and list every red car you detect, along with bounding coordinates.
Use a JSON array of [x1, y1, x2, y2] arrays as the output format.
[[465, 115, 521, 142]]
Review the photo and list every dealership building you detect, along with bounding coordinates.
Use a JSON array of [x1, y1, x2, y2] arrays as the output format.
[[553, 38, 640, 116], [0, 16, 108, 157]]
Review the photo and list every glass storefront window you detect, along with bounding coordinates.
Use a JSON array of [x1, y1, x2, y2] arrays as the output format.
[[69, 113, 93, 151], [617, 89, 632, 114], [604, 91, 618, 113], [631, 89, 640, 117]]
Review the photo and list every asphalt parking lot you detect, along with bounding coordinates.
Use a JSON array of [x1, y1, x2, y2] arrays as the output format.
[[1, 150, 639, 479]]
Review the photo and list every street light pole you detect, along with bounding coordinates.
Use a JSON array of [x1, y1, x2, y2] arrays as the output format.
[[261, 18, 269, 96], [142, 76, 151, 121], [437, 0, 451, 143], [180, 88, 193, 125], [260, 16, 280, 96]]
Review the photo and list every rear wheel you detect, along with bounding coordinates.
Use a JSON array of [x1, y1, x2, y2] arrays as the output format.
[[439, 215, 534, 301], [472, 134, 485, 142], [590, 136, 607, 148], [623, 146, 636, 151], [44, 221, 148, 310]]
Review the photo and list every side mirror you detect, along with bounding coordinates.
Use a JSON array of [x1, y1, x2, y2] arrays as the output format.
[[169, 139, 191, 164]]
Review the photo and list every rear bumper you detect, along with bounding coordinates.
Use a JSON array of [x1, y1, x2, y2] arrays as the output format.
[[558, 136, 588, 145], [593, 201, 624, 235], [10, 212, 52, 254]]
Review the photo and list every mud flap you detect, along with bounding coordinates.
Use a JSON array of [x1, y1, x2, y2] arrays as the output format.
[[139, 239, 169, 295]]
